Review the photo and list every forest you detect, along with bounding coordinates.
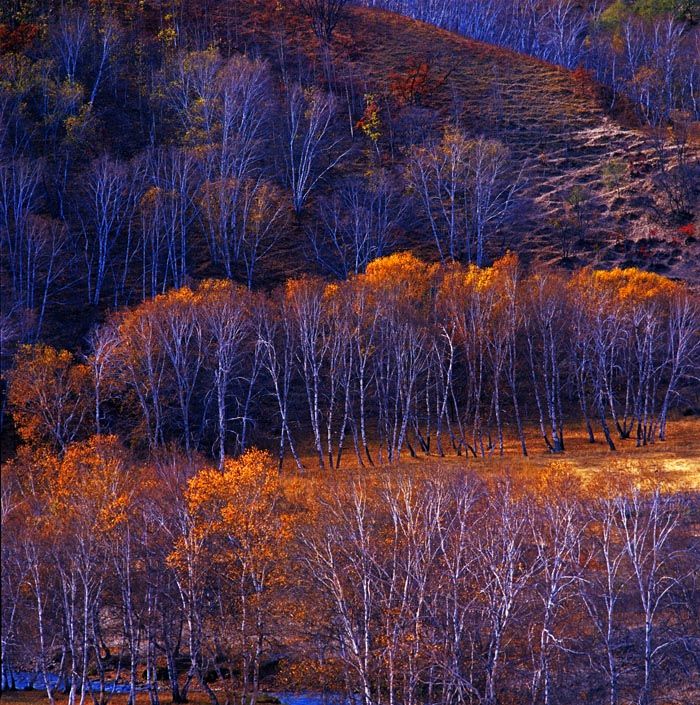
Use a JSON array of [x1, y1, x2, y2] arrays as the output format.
[[1, 0, 699, 704], [4, 255, 700, 466]]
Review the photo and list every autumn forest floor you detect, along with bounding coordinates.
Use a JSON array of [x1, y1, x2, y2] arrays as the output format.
[[285, 417, 700, 495]]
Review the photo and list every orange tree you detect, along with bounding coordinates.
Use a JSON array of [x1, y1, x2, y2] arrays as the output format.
[[172, 448, 293, 705], [7, 344, 92, 452]]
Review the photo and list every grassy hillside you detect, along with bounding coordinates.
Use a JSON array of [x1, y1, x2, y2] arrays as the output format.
[[352, 7, 698, 278], [228, 2, 700, 282]]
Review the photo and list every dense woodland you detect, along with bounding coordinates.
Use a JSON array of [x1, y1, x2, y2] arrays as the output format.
[[1, 1, 700, 704], [4, 255, 700, 467]]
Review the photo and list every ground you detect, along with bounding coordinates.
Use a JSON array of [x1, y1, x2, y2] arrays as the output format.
[[287, 417, 700, 494]]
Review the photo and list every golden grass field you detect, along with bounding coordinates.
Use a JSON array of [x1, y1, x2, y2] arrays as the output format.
[[287, 417, 700, 494]]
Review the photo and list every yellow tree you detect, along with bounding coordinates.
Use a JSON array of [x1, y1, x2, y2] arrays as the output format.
[[437, 258, 500, 456], [184, 449, 291, 705], [49, 436, 132, 705], [7, 344, 92, 452], [112, 286, 206, 453], [2, 447, 58, 703], [285, 276, 330, 469], [196, 279, 256, 467], [360, 253, 436, 461], [477, 253, 524, 456], [570, 268, 691, 446], [407, 129, 517, 266], [523, 269, 570, 453]]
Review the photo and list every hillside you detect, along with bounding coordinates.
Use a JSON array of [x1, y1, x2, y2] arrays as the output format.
[[2, 0, 699, 353], [2, 3, 700, 704], [345, 10, 699, 276], [228, 2, 700, 283]]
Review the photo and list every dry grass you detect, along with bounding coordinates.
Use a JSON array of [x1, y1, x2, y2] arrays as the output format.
[[287, 417, 700, 494], [342, 8, 699, 282]]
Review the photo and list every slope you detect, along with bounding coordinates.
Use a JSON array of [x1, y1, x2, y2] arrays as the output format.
[[228, 2, 700, 282]]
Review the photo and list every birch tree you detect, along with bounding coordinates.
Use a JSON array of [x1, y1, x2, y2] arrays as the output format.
[[283, 84, 348, 214]]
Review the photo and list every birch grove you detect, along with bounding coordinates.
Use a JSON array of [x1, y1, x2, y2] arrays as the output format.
[[3, 450, 697, 704], [4, 254, 697, 466]]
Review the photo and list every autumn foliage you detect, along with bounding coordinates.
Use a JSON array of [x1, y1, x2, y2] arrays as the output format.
[[5, 255, 697, 470], [7, 345, 92, 451], [0, 1, 699, 702], [2, 439, 698, 704], [389, 57, 433, 106]]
